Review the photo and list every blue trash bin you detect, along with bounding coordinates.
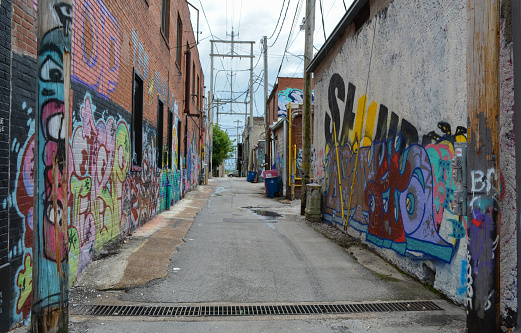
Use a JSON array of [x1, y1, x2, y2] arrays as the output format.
[[247, 171, 257, 182], [265, 176, 280, 198]]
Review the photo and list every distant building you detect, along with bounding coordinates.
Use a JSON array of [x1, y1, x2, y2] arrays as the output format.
[[267, 77, 314, 198]]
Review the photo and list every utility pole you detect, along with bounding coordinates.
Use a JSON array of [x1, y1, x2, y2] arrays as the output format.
[[301, 0, 315, 215], [249, 41, 254, 171], [466, 0, 500, 332], [235, 119, 241, 170], [263, 36, 269, 171], [33, 0, 72, 331], [209, 37, 255, 149], [210, 42, 214, 124]]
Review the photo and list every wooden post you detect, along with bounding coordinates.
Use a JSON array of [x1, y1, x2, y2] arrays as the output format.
[[32, 0, 72, 331], [466, 0, 500, 331], [301, 0, 315, 215]]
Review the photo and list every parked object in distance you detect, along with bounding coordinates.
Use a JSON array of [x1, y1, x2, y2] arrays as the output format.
[[228, 171, 239, 177]]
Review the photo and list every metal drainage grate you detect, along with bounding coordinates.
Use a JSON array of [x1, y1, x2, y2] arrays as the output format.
[[72, 301, 442, 317]]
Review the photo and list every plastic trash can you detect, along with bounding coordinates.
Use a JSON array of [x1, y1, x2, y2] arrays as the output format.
[[265, 176, 280, 198], [262, 170, 278, 193], [247, 171, 257, 182]]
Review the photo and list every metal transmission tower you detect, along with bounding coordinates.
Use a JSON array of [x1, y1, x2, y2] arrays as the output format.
[[209, 31, 255, 170]]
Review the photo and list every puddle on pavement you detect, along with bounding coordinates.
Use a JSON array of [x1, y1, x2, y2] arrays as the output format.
[[250, 209, 281, 218]]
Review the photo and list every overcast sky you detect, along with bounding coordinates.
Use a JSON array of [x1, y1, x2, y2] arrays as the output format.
[[191, 0, 354, 166]]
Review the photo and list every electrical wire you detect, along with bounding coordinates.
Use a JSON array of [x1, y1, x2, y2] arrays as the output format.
[[267, 0, 288, 39], [268, 0, 292, 47], [275, 0, 304, 79], [319, 0, 327, 42]]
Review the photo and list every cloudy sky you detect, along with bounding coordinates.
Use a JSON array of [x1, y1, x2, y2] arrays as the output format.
[[190, 0, 354, 166]]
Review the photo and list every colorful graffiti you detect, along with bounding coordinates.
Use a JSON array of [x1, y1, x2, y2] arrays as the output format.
[[278, 88, 314, 117], [34, 1, 73, 327], [322, 74, 467, 263], [68, 90, 131, 279], [72, 0, 121, 98], [131, 29, 170, 106], [9, 74, 37, 324]]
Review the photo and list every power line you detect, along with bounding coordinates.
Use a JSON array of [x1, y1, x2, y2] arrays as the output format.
[[319, 0, 327, 42], [268, 0, 292, 47], [267, 0, 288, 39], [275, 0, 305, 79]]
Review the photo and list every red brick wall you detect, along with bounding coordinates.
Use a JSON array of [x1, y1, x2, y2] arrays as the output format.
[[3, 0, 205, 329]]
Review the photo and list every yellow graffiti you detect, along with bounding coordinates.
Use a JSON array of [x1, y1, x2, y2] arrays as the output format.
[[350, 95, 367, 151], [361, 101, 378, 148], [16, 254, 32, 311]]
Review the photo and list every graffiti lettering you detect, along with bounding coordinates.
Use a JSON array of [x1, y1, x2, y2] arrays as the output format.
[[72, 0, 121, 98], [323, 74, 467, 263]]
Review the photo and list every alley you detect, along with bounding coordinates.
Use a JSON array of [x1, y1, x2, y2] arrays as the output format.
[[65, 177, 466, 332]]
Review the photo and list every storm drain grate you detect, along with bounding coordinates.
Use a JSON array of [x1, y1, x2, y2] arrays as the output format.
[[72, 301, 442, 317]]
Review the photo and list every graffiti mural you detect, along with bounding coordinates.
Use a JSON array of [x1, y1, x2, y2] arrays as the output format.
[[6, 54, 38, 325], [68, 87, 131, 280], [72, 0, 121, 98], [322, 74, 467, 263], [278, 88, 314, 117]]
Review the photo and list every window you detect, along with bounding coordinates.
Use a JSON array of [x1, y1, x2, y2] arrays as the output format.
[[197, 75, 200, 109], [161, 0, 170, 40], [157, 99, 164, 168], [192, 62, 196, 98], [176, 15, 182, 65], [167, 109, 173, 169], [132, 73, 144, 166], [177, 119, 182, 169]]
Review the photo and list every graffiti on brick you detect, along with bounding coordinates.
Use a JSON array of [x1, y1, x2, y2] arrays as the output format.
[[6, 54, 37, 324], [72, 0, 121, 98]]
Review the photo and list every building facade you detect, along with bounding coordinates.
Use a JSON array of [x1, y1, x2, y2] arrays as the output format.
[[267, 77, 314, 198], [309, 0, 517, 327], [0, 0, 205, 329]]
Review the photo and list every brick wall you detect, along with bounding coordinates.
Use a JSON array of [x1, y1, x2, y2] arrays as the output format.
[[0, 0, 12, 330], [67, 0, 205, 282], [2, 0, 205, 329]]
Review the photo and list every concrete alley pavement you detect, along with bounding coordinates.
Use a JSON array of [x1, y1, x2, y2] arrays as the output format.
[[67, 177, 466, 332]]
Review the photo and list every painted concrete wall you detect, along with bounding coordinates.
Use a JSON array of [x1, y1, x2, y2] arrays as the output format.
[[499, 0, 517, 324], [313, 0, 469, 306], [314, 0, 518, 323]]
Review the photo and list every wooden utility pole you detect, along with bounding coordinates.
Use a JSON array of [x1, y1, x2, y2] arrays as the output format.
[[466, 0, 500, 331], [263, 36, 269, 171], [301, 0, 315, 215], [33, 0, 72, 331]]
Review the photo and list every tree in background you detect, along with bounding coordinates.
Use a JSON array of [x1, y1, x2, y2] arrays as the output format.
[[212, 124, 235, 175]]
